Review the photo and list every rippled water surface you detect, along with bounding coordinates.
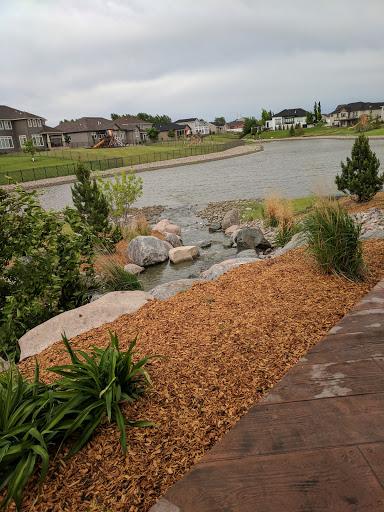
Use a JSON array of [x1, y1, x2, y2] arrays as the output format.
[[38, 139, 384, 211]]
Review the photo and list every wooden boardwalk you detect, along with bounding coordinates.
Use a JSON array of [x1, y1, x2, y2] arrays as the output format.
[[150, 279, 384, 512]]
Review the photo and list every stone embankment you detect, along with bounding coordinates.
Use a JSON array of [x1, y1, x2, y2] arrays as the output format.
[[2, 144, 261, 192]]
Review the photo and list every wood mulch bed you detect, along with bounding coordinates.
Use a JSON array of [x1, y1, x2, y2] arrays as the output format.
[[7, 240, 384, 512], [338, 190, 384, 213]]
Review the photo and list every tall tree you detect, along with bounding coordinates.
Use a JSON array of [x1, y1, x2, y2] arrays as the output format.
[[317, 101, 322, 121], [313, 102, 318, 124], [306, 111, 314, 125], [242, 117, 257, 136], [261, 109, 269, 126], [335, 133, 383, 202]]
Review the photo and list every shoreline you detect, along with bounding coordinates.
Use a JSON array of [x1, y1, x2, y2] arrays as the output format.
[[1, 144, 262, 192]]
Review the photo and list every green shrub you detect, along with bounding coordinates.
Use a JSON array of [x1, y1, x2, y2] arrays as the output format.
[[0, 332, 162, 510], [303, 198, 366, 280]]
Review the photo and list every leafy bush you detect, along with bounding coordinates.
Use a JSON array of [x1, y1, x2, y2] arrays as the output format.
[[96, 169, 143, 226], [303, 197, 366, 280], [0, 189, 96, 362], [0, 332, 162, 510], [335, 133, 383, 202]]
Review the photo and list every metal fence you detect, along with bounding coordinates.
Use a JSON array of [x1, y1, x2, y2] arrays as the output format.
[[0, 140, 245, 186]]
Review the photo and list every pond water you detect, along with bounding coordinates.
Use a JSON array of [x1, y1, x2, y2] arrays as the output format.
[[37, 139, 384, 211], [35, 139, 384, 291]]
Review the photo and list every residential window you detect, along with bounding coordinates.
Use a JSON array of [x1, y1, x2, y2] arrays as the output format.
[[19, 135, 27, 146], [0, 121, 3, 130], [37, 119, 42, 127], [275, 119, 281, 125], [284, 117, 294, 124], [0, 136, 14, 149], [28, 119, 33, 127], [32, 119, 37, 127], [32, 135, 44, 146], [1, 120, 12, 129], [91, 132, 97, 139]]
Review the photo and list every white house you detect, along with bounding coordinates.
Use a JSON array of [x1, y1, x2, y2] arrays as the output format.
[[174, 118, 210, 135], [267, 108, 309, 131]]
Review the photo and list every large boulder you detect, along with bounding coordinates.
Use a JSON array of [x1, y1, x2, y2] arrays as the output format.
[[152, 219, 181, 236], [222, 209, 240, 231], [360, 228, 384, 240], [19, 291, 153, 361], [273, 232, 308, 257], [169, 246, 200, 264], [199, 257, 260, 281], [149, 279, 198, 300], [225, 224, 240, 236], [123, 263, 145, 275], [233, 227, 271, 252], [164, 233, 183, 247], [126, 236, 169, 267]]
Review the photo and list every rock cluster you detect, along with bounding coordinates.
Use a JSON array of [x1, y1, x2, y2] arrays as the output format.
[[352, 208, 384, 235]]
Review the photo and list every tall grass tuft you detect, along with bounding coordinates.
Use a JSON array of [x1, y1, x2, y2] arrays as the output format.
[[263, 192, 282, 227], [263, 192, 298, 246], [123, 215, 152, 242], [97, 257, 143, 292], [303, 197, 366, 280]]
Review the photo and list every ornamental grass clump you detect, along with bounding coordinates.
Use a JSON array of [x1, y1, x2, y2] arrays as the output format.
[[303, 197, 366, 280], [97, 257, 143, 292], [0, 332, 163, 511]]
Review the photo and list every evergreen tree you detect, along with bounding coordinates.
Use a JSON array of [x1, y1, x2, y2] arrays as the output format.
[[306, 111, 314, 125], [289, 124, 295, 136], [317, 101, 322, 121], [313, 102, 318, 124], [71, 162, 110, 235], [335, 133, 383, 202]]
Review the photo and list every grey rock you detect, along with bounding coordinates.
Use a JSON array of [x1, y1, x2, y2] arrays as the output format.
[[0, 357, 10, 372], [222, 238, 233, 248], [360, 228, 384, 240], [221, 208, 240, 231], [208, 223, 222, 233], [123, 263, 145, 275], [163, 233, 183, 248], [126, 236, 169, 267], [149, 279, 198, 300], [19, 291, 153, 360], [199, 257, 260, 281], [273, 232, 308, 257], [197, 240, 212, 249], [236, 249, 257, 258], [233, 227, 271, 252]]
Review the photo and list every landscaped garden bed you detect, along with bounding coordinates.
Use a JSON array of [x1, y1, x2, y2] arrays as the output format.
[[8, 239, 384, 512]]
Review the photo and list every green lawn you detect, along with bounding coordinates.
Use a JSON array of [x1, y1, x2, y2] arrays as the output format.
[[239, 196, 317, 222], [0, 155, 77, 173], [244, 123, 384, 140]]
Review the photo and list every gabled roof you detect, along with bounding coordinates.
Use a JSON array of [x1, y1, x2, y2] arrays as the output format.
[[273, 108, 307, 118], [227, 120, 244, 127], [116, 123, 141, 131], [155, 123, 188, 131], [209, 121, 225, 126], [0, 105, 45, 120], [55, 117, 117, 133], [174, 118, 199, 123], [330, 101, 384, 114], [38, 125, 63, 134], [114, 116, 152, 126]]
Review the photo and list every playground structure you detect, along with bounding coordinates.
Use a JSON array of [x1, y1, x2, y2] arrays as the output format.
[[349, 114, 368, 130], [187, 133, 204, 146], [93, 129, 124, 148]]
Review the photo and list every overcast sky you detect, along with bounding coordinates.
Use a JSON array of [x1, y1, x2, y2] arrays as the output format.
[[1, 0, 383, 126]]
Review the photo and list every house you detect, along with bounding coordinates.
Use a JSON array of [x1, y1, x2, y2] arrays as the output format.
[[329, 101, 384, 127], [154, 123, 189, 140], [268, 108, 308, 131], [226, 120, 244, 132], [56, 115, 152, 147], [113, 115, 152, 144], [174, 118, 210, 135], [0, 105, 65, 152], [206, 121, 227, 133]]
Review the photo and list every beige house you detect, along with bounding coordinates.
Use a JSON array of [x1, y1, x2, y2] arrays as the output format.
[[329, 101, 384, 127], [206, 121, 227, 133], [154, 123, 189, 140]]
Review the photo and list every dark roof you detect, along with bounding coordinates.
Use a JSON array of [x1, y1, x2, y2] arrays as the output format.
[[155, 123, 188, 131], [114, 116, 152, 126], [273, 108, 307, 118], [330, 101, 384, 114], [174, 118, 199, 123], [38, 124, 63, 134], [209, 121, 225, 126], [227, 121, 244, 127], [55, 117, 117, 133], [115, 123, 141, 131], [0, 105, 45, 120]]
